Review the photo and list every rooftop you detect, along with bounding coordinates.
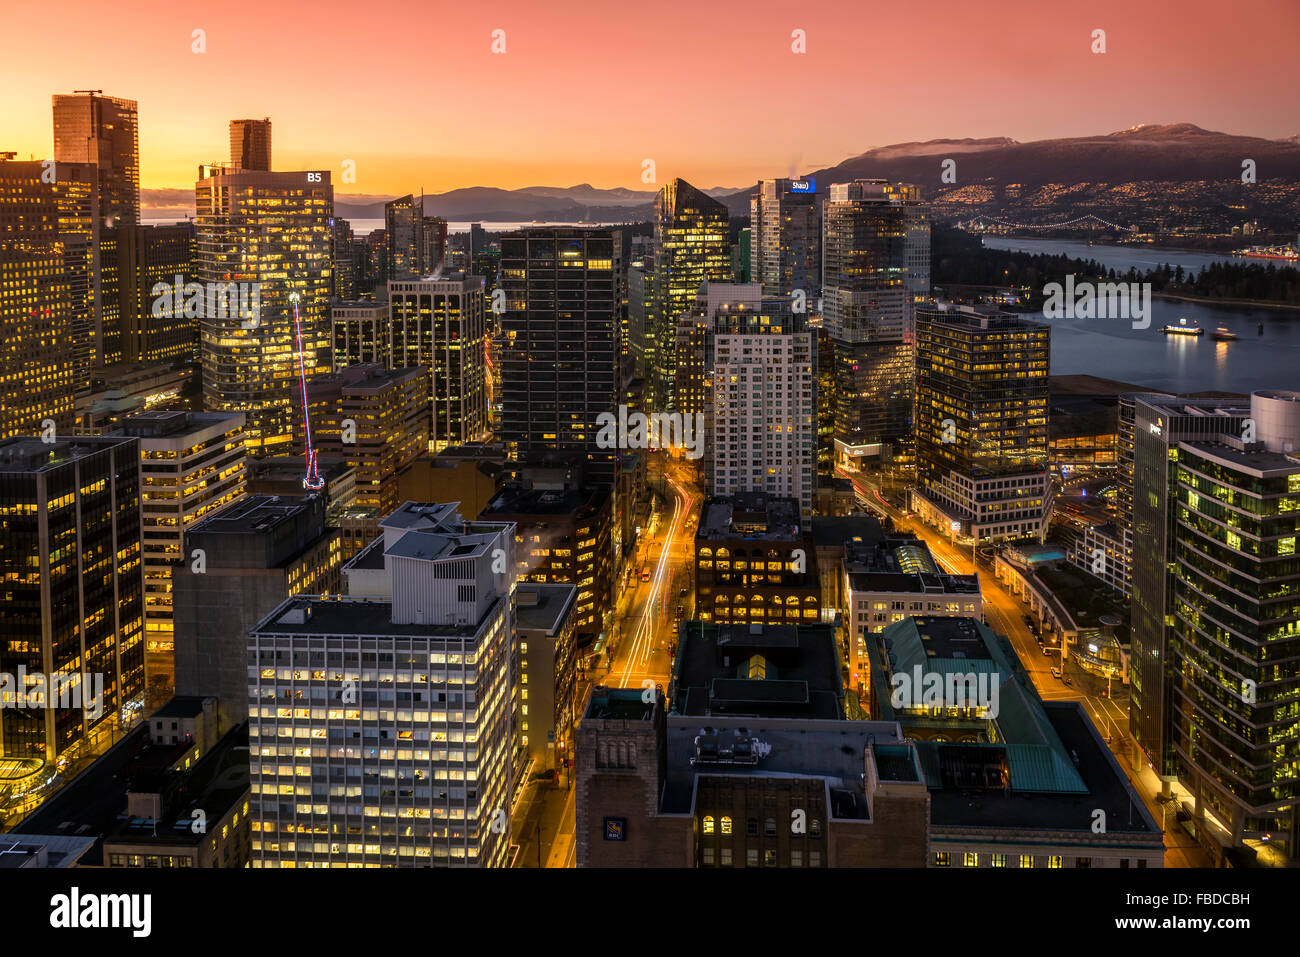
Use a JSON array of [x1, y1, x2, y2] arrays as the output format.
[[698, 493, 803, 541], [585, 687, 655, 721], [0, 435, 135, 473], [104, 726, 251, 850], [927, 703, 1161, 836], [482, 484, 607, 517], [1180, 439, 1300, 476], [660, 718, 911, 817], [515, 583, 578, 634], [250, 596, 496, 641], [670, 621, 844, 720], [809, 514, 885, 549]]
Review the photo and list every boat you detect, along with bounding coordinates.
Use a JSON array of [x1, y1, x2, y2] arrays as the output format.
[[1162, 317, 1204, 336], [1211, 327, 1238, 341]]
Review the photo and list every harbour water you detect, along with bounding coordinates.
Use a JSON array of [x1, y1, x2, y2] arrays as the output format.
[[981, 237, 1299, 394]]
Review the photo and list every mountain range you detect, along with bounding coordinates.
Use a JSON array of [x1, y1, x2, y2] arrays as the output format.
[[140, 124, 1300, 224]]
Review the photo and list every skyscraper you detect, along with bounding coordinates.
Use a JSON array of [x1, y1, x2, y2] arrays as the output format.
[[53, 92, 140, 372], [195, 166, 334, 455], [651, 179, 729, 411], [385, 195, 422, 280], [172, 494, 342, 722], [822, 180, 928, 463], [498, 228, 621, 486], [1122, 393, 1250, 778], [1166, 390, 1300, 864], [331, 217, 357, 301], [119, 223, 196, 363], [251, 502, 516, 867], [0, 436, 145, 766], [912, 304, 1051, 544], [52, 93, 139, 228], [0, 157, 95, 436], [112, 411, 247, 704], [710, 302, 816, 520], [388, 275, 489, 452], [676, 282, 816, 518], [305, 363, 429, 515], [229, 118, 272, 171], [750, 178, 820, 299]]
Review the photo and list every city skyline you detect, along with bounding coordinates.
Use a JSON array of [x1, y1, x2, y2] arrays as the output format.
[[2, 0, 1299, 894], [5, 0, 1299, 196]]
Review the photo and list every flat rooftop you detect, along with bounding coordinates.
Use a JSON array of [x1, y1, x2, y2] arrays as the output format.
[[698, 493, 802, 541], [482, 485, 605, 516], [661, 719, 909, 818], [1180, 439, 1300, 476], [189, 493, 321, 536], [927, 702, 1161, 836], [585, 687, 655, 721], [104, 726, 250, 850], [251, 596, 496, 641], [0, 435, 134, 473], [670, 622, 844, 720], [809, 515, 885, 549], [516, 584, 578, 634]]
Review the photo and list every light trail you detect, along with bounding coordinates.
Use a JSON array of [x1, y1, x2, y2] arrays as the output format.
[[616, 471, 691, 687]]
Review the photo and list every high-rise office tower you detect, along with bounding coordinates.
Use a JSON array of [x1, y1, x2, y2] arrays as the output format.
[[366, 229, 388, 288], [0, 436, 145, 765], [651, 179, 729, 411], [388, 275, 489, 452], [751, 178, 820, 298], [119, 223, 196, 363], [332, 301, 390, 368], [1167, 390, 1300, 864], [498, 229, 621, 486], [53, 93, 140, 372], [306, 363, 429, 515], [422, 216, 448, 274], [0, 157, 95, 437], [250, 502, 516, 867], [195, 166, 333, 455], [172, 494, 342, 722], [385, 195, 421, 280], [912, 304, 1051, 544], [52, 93, 139, 228], [626, 234, 653, 385], [822, 180, 928, 462], [1122, 392, 1250, 778], [112, 411, 247, 703], [229, 118, 272, 171], [331, 217, 357, 301], [701, 286, 817, 520]]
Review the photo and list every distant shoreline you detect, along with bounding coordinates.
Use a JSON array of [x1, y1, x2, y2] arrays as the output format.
[[1153, 292, 1300, 313]]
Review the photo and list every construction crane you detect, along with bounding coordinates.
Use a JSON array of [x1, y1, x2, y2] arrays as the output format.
[[291, 291, 325, 490]]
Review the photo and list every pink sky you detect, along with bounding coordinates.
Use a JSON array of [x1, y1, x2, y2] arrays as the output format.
[[4, 0, 1298, 195]]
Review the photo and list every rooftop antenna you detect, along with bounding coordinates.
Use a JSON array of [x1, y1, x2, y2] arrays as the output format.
[[291, 291, 325, 490]]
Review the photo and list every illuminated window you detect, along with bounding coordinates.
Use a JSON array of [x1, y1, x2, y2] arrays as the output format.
[[720, 816, 732, 835], [702, 815, 714, 834]]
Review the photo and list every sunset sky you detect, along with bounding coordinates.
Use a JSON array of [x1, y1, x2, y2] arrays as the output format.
[[4, 0, 1298, 197]]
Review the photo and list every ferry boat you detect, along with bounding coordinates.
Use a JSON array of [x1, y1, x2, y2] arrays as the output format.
[[1233, 243, 1300, 261], [1211, 327, 1238, 341], [1161, 317, 1204, 336]]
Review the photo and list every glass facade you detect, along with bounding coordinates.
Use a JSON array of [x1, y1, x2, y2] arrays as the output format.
[[195, 169, 334, 456]]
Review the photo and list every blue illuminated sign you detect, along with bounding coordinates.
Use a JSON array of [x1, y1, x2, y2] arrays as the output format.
[[790, 179, 815, 193]]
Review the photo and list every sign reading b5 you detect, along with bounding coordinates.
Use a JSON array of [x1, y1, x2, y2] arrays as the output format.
[[603, 817, 626, 841]]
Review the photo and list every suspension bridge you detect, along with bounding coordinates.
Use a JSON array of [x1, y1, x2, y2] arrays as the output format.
[[968, 213, 1138, 232]]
